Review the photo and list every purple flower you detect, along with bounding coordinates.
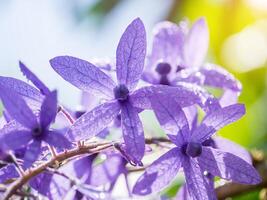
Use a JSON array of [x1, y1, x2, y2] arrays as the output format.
[[175, 135, 253, 200], [132, 94, 261, 198], [143, 18, 242, 106], [0, 86, 71, 167], [50, 18, 212, 164]]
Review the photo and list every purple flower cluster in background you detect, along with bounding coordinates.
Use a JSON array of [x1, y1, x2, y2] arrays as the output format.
[[0, 17, 261, 200]]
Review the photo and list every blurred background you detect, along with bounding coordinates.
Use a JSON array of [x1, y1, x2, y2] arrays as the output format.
[[0, 0, 267, 199]]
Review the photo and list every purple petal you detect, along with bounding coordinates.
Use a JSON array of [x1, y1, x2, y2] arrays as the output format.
[[200, 63, 242, 91], [214, 136, 252, 164], [40, 90, 58, 128], [146, 21, 184, 69], [58, 155, 95, 184], [130, 83, 214, 110], [182, 158, 211, 200], [0, 85, 38, 129], [19, 61, 50, 95], [0, 120, 26, 135], [183, 106, 198, 131], [91, 154, 126, 186], [46, 173, 71, 199], [149, 92, 189, 146], [133, 147, 182, 195], [50, 56, 116, 99], [73, 155, 95, 180], [121, 102, 145, 164], [0, 130, 32, 150], [198, 147, 261, 184], [192, 104, 245, 143], [116, 18, 146, 91], [23, 140, 41, 168], [182, 18, 209, 68], [67, 100, 120, 141], [30, 172, 53, 196], [0, 164, 20, 183], [44, 131, 71, 149], [0, 76, 44, 109]]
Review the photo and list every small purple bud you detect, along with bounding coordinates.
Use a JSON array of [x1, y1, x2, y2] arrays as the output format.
[[156, 62, 171, 75], [186, 142, 202, 158], [113, 84, 129, 101]]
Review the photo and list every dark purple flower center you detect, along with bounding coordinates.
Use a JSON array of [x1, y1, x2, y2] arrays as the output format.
[[114, 84, 129, 101], [186, 142, 202, 158], [32, 126, 43, 138], [156, 62, 171, 75]]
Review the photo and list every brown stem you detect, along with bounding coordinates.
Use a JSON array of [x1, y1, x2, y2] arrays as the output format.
[[2, 142, 113, 200], [59, 105, 75, 124], [2, 137, 171, 199]]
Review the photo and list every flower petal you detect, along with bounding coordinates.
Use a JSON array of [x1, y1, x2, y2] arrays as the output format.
[[214, 136, 252, 164], [219, 89, 239, 107], [116, 18, 146, 91], [182, 18, 209, 68], [67, 100, 120, 141], [91, 154, 126, 186], [183, 158, 211, 200], [0, 164, 20, 183], [146, 21, 184, 69], [150, 92, 190, 146], [198, 147, 261, 184], [0, 130, 32, 150], [40, 90, 58, 129], [121, 102, 145, 164], [23, 140, 41, 168], [0, 85, 38, 129], [133, 147, 182, 195], [19, 61, 50, 95], [131, 83, 213, 110], [0, 120, 27, 135], [50, 56, 115, 99], [30, 172, 53, 196], [192, 104, 245, 143], [200, 63, 242, 91], [183, 106, 198, 132], [44, 130, 72, 149], [0, 76, 44, 109]]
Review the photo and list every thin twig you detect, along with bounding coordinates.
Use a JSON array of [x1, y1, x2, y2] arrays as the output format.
[[2, 142, 113, 199], [59, 105, 75, 124]]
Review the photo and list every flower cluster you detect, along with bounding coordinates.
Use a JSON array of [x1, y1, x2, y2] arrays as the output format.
[[0, 17, 261, 200]]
